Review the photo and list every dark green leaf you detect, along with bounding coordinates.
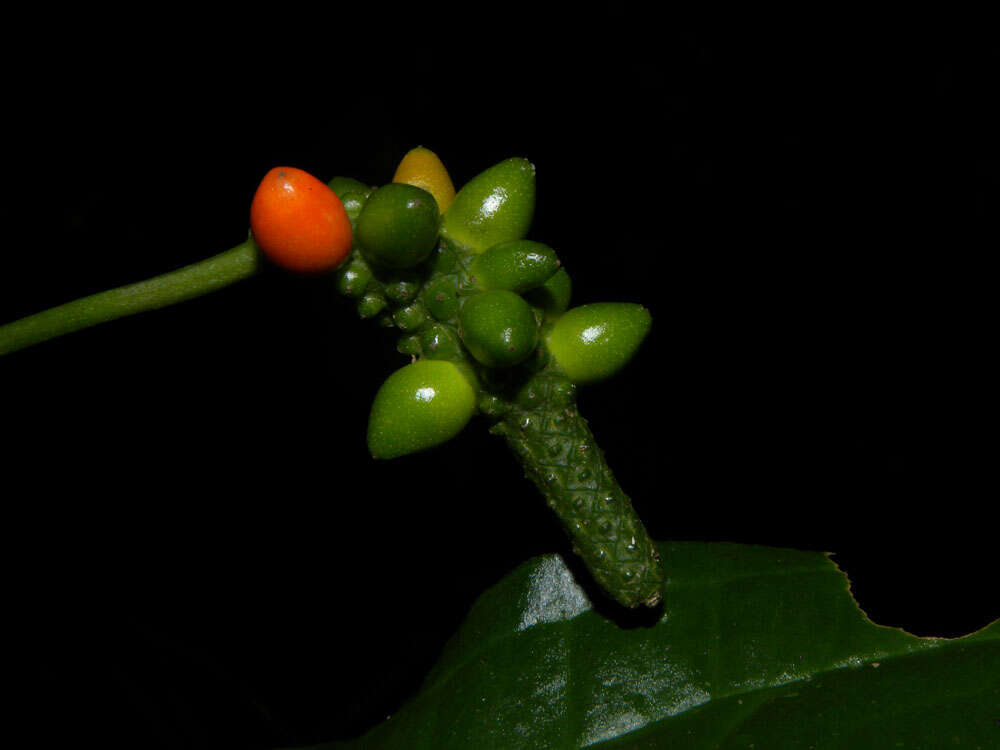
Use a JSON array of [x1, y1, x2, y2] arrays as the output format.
[[303, 542, 998, 749]]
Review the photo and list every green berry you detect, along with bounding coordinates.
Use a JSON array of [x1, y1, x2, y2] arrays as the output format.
[[524, 268, 572, 320], [426, 243, 459, 275], [420, 323, 464, 361], [442, 158, 536, 253], [396, 333, 422, 356], [357, 291, 387, 319], [383, 274, 421, 304], [392, 302, 428, 332], [340, 190, 368, 230], [335, 257, 372, 298], [469, 240, 560, 293], [327, 176, 372, 199], [459, 290, 539, 368], [367, 360, 477, 459], [546, 303, 651, 384], [422, 277, 460, 321], [357, 184, 440, 269]]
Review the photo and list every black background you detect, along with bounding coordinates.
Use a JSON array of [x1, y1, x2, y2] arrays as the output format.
[[6, 26, 997, 749]]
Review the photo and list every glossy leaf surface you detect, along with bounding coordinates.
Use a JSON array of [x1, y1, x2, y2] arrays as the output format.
[[317, 542, 997, 749]]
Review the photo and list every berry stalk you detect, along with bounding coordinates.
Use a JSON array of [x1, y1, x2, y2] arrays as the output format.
[[0, 239, 259, 356]]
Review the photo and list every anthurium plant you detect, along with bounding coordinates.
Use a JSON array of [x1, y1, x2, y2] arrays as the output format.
[[3, 148, 996, 749]]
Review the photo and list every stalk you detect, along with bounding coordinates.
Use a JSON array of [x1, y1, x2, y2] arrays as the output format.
[[0, 239, 260, 356]]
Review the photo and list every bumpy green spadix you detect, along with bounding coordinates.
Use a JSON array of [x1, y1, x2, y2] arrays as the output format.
[[469, 240, 559, 293], [546, 303, 652, 384], [441, 158, 536, 253], [358, 184, 440, 269], [368, 360, 477, 459]]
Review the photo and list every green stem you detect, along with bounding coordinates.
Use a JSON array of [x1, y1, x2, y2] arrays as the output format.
[[0, 239, 260, 357]]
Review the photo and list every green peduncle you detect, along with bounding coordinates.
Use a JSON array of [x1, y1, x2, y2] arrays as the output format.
[[0, 239, 260, 357]]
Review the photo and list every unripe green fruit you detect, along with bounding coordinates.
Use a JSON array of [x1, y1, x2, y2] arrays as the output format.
[[422, 277, 460, 321], [442, 158, 536, 253], [340, 190, 368, 230], [524, 268, 572, 320], [383, 274, 421, 304], [368, 360, 477, 459], [396, 334, 422, 356], [357, 184, 440, 269], [357, 291, 387, 318], [327, 176, 372, 199], [335, 256, 372, 298], [392, 302, 427, 331], [420, 323, 464, 360], [459, 290, 539, 368], [546, 303, 651, 384], [426, 244, 459, 275], [469, 240, 560, 293]]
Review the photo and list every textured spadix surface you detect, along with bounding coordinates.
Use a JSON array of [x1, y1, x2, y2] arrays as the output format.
[[313, 541, 998, 749]]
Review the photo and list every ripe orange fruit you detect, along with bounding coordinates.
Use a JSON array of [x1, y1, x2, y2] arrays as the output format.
[[250, 167, 353, 273]]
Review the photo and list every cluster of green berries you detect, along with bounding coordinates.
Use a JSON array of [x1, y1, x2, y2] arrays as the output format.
[[328, 157, 652, 461]]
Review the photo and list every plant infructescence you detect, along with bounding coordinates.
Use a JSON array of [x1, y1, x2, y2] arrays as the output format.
[[0, 147, 663, 609]]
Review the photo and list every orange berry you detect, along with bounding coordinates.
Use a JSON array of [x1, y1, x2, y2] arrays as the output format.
[[250, 167, 353, 273]]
